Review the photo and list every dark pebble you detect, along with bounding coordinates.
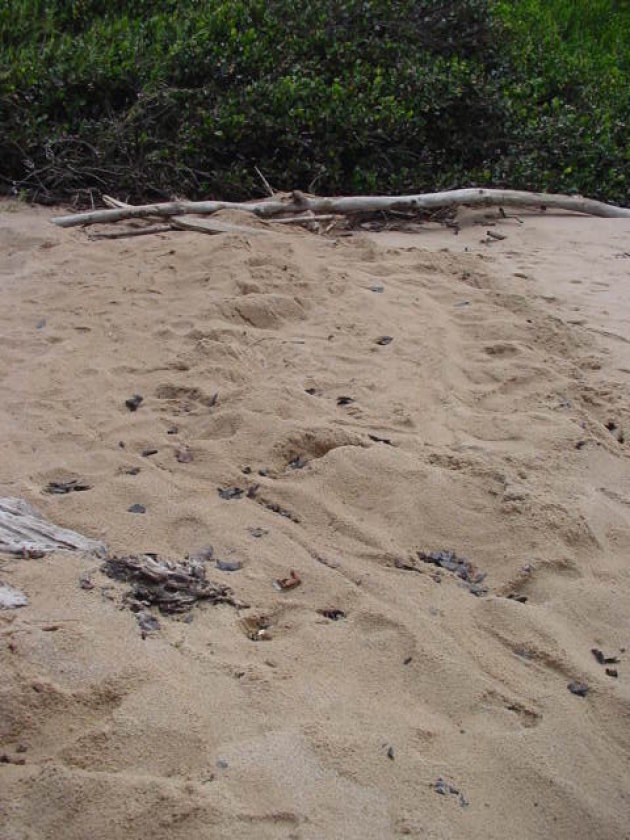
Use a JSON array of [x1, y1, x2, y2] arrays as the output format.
[[305, 387, 318, 395], [36, 319, 46, 329], [387, 746, 395, 760], [216, 559, 243, 572], [403, 656, 413, 665], [258, 467, 269, 477], [142, 448, 158, 457], [567, 681, 589, 697], [127, 504, 146, 514], [242, 466, 252, 475], [369, 285, 384, 293], [575, 440, 586, 450], [216, 759, 229, 770], [125, 394, 143, 412], [337, 396, 355, 406], [318, 609, 346, 621], [368, 434, 393, 446], [507, 593, 528, 603], [167, 425, 179, 435], [125, 467, 141, 476], [591, 648, 619, 665], [375, 336, 394, 346], [246, 484, 260, 499], [175, 448, 194, 463], [288, 455, 307, 469], [248, 527, 268, 538], [605, 668, 618, 678], [218, 487, 244, 500]]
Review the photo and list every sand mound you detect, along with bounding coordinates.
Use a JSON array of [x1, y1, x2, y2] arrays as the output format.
[[1, 201, 629, 839]]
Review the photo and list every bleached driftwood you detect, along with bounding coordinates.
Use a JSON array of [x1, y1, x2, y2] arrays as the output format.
[[0, 498, 107, 557], [52, 188, 630, 228]]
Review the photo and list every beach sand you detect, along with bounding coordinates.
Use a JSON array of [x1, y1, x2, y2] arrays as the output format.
[[1, 201, 629, 838]]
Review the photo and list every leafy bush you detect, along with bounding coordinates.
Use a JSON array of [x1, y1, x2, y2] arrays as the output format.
[[0, 0, 628, 204]]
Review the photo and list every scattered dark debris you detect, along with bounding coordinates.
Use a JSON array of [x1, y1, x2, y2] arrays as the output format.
[[258, 467, 270, 477], [118, 441, 125, 449], [246, 484, 260, 499], [102, 553, 244, 616], [175, 447, 194, 463], [567, 681, 589, 698], [318, 609, 346, 621], [241, 614, 272, 641], [167, 425, 179, 435], [434, 778, 468, 807], [247, 527, 268, 538], [257, 498, 300, 523], [242, 466, 252, 475], [606, 668, 618, 678], [337, 396, 355, 406], [368, 433, 393, 446], [137, 611, 160, 634], [375, 335, 394, 346], [386, 745, 395, 760], [605, 420, 617, 432], [507, 593, 528, 604], [305, 387, 318, 395], [127, 504, 146, 514], [369, 285, 384, 293], [0, 754, 26, 766], [218, 487, 244, 500], [216, 559, 243, 572], [188, 546, 214, 563], [288, 455, 308, 470], [591, 648, 619, 665], [274, 570, 301, 591], [403, 656, 413, 665], [125, 394, 143, 412], [44, 479, 91, 495], [575, 440, 586, 450], [42, 625, 59, 632], [125, 467, 141, 476], [141, 448, 158, 458], [414, 550, 488, 597]]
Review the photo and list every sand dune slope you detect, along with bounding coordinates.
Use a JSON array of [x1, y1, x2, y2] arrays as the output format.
[[1, 203, 629, 839]]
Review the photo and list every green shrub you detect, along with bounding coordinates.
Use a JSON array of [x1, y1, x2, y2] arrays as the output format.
[[0, 1, 628, 204]]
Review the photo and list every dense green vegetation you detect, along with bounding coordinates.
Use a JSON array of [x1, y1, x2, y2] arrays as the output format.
[[1, 1, 628, 204]]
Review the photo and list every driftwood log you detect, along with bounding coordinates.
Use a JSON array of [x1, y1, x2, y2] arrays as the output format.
[[52, 188, 630, 229]]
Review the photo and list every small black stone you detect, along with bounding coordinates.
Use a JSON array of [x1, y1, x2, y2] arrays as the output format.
[[127, 503, 146, 514], [125, 394, 143, 412]]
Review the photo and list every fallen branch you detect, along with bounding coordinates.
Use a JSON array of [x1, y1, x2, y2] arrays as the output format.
[[89, 224, 174, 239], [52, 188, 630, 228]]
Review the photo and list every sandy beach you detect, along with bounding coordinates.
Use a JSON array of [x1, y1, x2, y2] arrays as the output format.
[[1, 201, 629, 839]]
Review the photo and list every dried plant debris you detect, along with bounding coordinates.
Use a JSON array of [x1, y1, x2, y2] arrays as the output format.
[[125, 394, 143, 412], [257, 498, 300, 523], [101, 554, 245, 617], [44, 479, 91, 495], [434, 778, 469, 808], [418, 550, 487, 596], [241, 614, 272, 641], [218, 487, 244, 500], [273, 569, 301, 591], [591, 648, 619, 665], [368, 434, 393, 445]]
